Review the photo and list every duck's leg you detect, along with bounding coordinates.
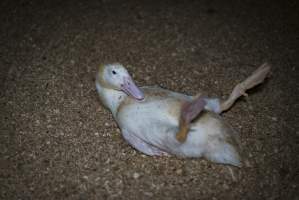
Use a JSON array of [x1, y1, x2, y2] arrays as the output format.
[[220, 63, 271, 113], [122, 129, 169, 156], [176, 96, 206, 143]]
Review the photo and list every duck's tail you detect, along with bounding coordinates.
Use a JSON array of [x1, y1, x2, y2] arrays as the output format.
[[175, 96, 206, 143]]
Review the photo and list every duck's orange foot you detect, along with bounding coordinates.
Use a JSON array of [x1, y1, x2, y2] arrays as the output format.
[[176, 96, 206, 143], [220, 63, 271, 113], [176, 121, 189, 143]]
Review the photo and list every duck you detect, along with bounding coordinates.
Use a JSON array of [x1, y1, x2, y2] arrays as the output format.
[[95, 63, 271, 167]]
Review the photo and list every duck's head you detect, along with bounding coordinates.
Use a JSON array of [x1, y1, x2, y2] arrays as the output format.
[[96, 63, 145, 100]]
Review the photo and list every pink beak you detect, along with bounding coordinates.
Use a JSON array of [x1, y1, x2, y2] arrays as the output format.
[[121, 76, 145, 100]]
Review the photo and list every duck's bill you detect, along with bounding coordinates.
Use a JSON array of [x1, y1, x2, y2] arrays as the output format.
[[121, 76, 145, 100]]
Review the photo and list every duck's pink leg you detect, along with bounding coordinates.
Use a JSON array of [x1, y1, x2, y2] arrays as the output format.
[[176, 95, 206, 143], [121, 129, 169, 156], [220, 63, 271, 113]]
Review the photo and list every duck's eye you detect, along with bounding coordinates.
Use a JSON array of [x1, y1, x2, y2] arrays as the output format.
[[112, 70, 117, 75]]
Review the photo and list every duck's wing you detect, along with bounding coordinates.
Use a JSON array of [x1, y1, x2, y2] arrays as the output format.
[[116, 88, 184, 151], [142, 86, 222, 113], [140, 87, 219, 143], [121, 128, 169, 156]]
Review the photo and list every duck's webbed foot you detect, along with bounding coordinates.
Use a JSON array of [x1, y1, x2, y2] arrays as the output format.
[[220, 63, 271, 113], [176, 96, 206, 143]]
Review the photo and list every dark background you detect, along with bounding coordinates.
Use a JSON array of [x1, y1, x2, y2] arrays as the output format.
[[1, 0, 298, 199]]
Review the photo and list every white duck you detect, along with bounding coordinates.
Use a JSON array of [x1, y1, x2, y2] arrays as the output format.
[[96, 63, 270, 167]]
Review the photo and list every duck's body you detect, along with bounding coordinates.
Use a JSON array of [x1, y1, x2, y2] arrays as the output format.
[[116, 86, 240, 166], [96, 63, 270, 167]]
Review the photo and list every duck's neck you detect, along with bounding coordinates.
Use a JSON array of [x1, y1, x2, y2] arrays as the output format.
[[96, 82, 126, 117]]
